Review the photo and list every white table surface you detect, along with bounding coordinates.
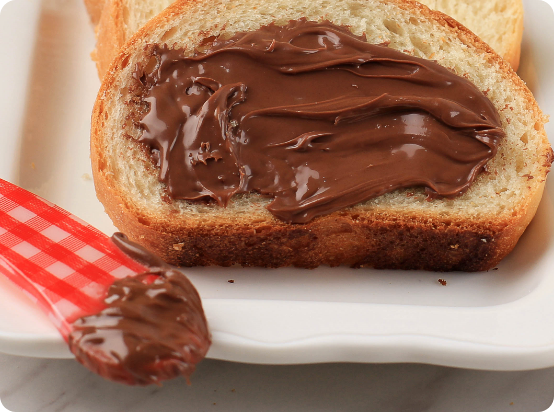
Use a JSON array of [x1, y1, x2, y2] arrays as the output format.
[[0, 353, 553, 411], [1, 0, 554, 410]]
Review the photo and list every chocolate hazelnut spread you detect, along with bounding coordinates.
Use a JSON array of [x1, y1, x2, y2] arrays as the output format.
[[136, 19, 505, 223], [67, 233, 211, 385]]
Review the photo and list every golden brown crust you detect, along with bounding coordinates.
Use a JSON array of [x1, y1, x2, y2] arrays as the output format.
[[92, 158, 547, 272], [93, 0, 126, 78], [91, 0, 552, 272], [83, 0, 107, 26]]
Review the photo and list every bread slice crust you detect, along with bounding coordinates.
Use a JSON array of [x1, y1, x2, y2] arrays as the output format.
[[91, 0, 552, 271], [94, 177, 546, 271]]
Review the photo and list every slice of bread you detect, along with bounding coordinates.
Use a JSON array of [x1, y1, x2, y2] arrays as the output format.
[[88, 0, 524, 79], [91, 0, 552, 271]]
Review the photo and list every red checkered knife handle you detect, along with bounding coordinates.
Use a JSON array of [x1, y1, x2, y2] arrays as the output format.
[[0, 179, 148, 339]]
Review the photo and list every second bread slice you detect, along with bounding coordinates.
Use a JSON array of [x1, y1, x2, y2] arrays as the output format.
[[89, 0, 524, 78]]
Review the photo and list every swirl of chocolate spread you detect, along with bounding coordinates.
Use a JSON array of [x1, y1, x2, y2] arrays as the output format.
[[67, 233, 211, 386], [136, 19, 505, 223]]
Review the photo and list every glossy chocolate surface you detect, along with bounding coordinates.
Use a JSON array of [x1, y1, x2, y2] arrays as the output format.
[[137, 20, 504, 223], [67, 233, 211, 385]]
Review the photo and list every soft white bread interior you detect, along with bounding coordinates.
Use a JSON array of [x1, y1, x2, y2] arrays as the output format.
[[89, 0, 524, 78], [91, 0, 551, 271]]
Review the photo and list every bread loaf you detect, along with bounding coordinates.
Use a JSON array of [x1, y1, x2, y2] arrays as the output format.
[[88, 0, 524, 78], [91, 0, 551, 271]]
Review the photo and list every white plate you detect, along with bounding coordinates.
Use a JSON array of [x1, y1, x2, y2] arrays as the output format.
[[1, 0, 554, 370]]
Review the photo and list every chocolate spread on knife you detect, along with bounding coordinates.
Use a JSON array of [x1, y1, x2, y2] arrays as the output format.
[[136, 19, 505, 223], [67, 233, 211, 386]]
